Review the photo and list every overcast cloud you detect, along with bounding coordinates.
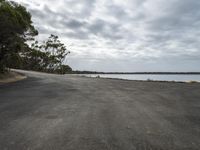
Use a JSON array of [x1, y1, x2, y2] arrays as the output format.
[[13, 0, 200, 71]]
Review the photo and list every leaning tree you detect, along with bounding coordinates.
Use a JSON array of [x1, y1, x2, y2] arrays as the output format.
[[0, 0, 38, 73]]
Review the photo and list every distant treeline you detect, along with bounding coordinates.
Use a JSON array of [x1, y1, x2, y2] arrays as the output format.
[[0, 0, 72, 74], [72, 71, 200, 75]]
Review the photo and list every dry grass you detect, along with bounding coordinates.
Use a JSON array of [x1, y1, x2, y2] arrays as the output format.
[[0, 71, 26, 83], [188, 80, 198, 83]]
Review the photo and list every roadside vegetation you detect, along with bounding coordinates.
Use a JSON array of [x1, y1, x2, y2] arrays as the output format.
[[0, 0, 72, 75]]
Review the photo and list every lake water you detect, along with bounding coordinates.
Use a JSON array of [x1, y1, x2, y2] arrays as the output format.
[[81, 74, 200, 82]]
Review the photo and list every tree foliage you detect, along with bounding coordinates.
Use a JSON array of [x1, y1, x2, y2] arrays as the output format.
[[0, 0, 72, 74], [20, 35, 71, 74], [0, 0, 38, 73]]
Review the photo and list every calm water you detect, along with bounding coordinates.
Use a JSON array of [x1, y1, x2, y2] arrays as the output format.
[[81, 74, 200, 82]]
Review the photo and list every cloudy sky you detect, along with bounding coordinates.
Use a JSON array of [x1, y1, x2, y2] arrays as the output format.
[[14, 0, 200, 71]]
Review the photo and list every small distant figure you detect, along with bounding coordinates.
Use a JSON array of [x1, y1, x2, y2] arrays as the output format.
[[147, 78, 152, 81]]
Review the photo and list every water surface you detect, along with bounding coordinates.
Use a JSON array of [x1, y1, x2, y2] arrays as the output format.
[[81, 74, 200, 82]]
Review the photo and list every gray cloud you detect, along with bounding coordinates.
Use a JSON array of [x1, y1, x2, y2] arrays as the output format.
[[65, 19, 86, 29], [13, 0, 200, 71]]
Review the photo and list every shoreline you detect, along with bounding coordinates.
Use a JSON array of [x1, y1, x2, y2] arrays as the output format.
[[9, 69, 200, 84], [78, 74, 199, 84]]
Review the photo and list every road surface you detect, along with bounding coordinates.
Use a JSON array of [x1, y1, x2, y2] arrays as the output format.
[[0, 70, 200, 150]]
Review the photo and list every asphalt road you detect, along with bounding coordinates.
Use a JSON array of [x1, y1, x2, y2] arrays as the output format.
[[0, 70, 200, 150]]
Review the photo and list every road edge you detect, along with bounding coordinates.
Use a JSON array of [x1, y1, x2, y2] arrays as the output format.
[[0, 71, 27, 84]]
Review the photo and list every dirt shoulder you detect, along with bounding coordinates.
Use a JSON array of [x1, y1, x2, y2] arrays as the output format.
[[0, 71, 26, 84]]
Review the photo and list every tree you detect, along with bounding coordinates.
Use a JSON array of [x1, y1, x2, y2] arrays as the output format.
[[0, 0, 72, 74], [44, 34, 70, 73], [56, 65, 72, 74], [0, 0, 38, 73], [19, 35, 72, 74]]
